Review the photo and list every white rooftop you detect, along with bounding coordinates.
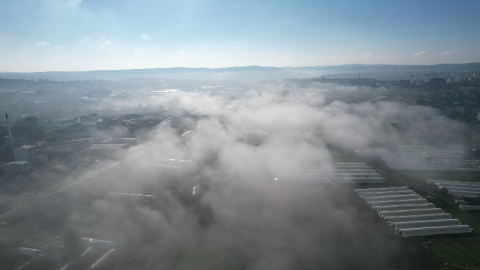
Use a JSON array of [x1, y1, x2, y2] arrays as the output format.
[[7, 161, 29, 165], [90, 144, 126, 150]]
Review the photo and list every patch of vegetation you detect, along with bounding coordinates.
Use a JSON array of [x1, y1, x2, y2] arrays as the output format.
[[430, 237, 480, 269]]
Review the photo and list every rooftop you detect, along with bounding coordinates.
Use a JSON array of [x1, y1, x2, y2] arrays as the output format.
[[89, 144, 126, 150], [7, 161, 29, 165]]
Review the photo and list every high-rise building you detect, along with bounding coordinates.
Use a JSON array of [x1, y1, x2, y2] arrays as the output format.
[[2, 112, 28, 151]]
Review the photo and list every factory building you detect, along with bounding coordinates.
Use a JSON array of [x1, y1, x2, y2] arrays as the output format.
[[326, 162, 385, 184], [400, 225, 472, 237], [355, 187, 472, 237], [4, 161, 30, 178], [13, 145, 34, 161], [427, 179, 480, 211]]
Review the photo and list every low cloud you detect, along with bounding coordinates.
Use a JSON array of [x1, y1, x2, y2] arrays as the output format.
[[363, 53, 374, 59], [178, 50, 187, 56], [100, 39, 111, 50], [413, 51, 427, 58], [140, 34, 150, 42], [134, 47, 150, 57], [4, 81, 468, 269], [441, 50, 456, 56]]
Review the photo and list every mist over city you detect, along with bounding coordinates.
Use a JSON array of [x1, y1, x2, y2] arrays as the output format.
[[1, 1, 480, 270]]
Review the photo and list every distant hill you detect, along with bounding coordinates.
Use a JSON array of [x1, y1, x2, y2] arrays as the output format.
[[1, 63, 479, 81]]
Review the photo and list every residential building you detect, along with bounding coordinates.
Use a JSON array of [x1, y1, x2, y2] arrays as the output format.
[[13, 145, 34, 161], [4, 161, 30, 178]]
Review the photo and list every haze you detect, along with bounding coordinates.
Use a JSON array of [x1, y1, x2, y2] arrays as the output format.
[[1, 0, 480, 72], [1, 1, 480, 270]]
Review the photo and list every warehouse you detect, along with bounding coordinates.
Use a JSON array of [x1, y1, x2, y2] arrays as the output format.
[[366, 194, 422, 203], [382, 151, 438, 171], [356, 187, 473, 237], [444, 190, 480, 196], [397, 145, 437, 152], [355, 187, 409, 194], [370, 199, 428, 208], [459, 205, 480, 211], [272, 167, 328, 183], [334, 177, 385, 184], [387, 213, 453, 223], [424, 152, 480, 171], [375, 203, 435, 213], [381, 208, 444, 219], [328, 162, 385, 184], [427, 179, 480, 197], [81, 237, 117, 249], [88, 249, 115, 269], [333, 169, 377, 173], [355, 149, 388, 157], [438, 185, 480, 192], [400, 225, 472, 237], [274, 175, 329, 183], [394, 219, 461, 230], [426, 179, 480, 186], [359, 190, 414, 198]]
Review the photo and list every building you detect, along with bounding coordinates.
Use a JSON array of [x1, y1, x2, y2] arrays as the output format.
[[2, 136, 28, 151], [80, 113, 98, 123], [13, 145, 34, 161], [2, 112, 28, 151], [102, 138, 138, 146], [87, 144, 127, 157], [4, 161, 30, 178], [35, 154, 48, 164], [455, 106, 467, 115], [22, 116, 39, 131], [429, 78, 447, 90], [399, 80, 410, 86]]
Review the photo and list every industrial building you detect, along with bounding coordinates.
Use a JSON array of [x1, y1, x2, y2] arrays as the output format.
[[3, 161, 30, 178], [13, 145, 35, 161], [326, 162, 385, 184], [87, 144, 127, 157], [382, 151, 438, 171], [355, 187, 473, 237], [272, 162, 385, 184], [427, 179, 480, 211], [356, 145, 480, 172], [273, 166, 328, 183], [1, 112, 28, 152], [423, 151, 480, 172]]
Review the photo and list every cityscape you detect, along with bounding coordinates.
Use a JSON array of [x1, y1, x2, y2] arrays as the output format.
[[1, 0, 480, 270]]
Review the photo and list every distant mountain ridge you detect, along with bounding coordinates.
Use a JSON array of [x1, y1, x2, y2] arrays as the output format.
[[1, 63, 479, 81]]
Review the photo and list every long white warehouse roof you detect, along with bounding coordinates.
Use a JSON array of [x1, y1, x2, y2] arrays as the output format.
[[400, 225, 472, 237], [394, 219, 461, 230], [387, 213, 452, 223], [355, 187, 409, 193], [375, 203, 435, 213], [370, 199, 428, 207], [381, 208, 444, 219]]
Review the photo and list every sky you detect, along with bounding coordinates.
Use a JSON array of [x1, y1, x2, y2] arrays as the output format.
[[0, 0, 479, 72]]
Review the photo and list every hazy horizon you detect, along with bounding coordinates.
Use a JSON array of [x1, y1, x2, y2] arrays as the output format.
[[1, 1, 480, 269], [1, 0, 479, 72], [1, 62, 479, 75]]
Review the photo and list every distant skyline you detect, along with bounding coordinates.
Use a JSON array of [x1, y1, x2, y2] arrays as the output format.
[[1, 0, 479, 72]]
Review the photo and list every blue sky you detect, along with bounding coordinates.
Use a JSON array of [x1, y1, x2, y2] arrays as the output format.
[[0, 0, 479, 72]]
